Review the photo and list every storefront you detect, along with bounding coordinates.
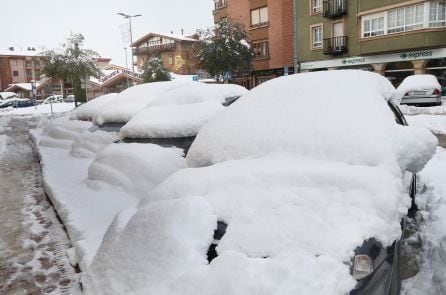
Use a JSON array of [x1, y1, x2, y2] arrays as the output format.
[[300, 48, 446, 88]]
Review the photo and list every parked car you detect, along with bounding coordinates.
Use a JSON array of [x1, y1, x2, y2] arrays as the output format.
[[0, 97, 34, 108], [42, 95, 64, 104], [0, 92, 18, 100], [85, 70, 437, 295], [397, 74, 442, 106], [65, 94, 75, 102]]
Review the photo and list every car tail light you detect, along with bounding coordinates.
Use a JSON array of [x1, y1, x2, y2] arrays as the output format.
[[433, 89, 441, 95], [404, 92, 409, 97], [353, 254, 374, 280]]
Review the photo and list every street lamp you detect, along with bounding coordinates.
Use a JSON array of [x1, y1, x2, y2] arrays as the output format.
[[124, 47, 130, 89], [117, 12, 142, 82], [30, 80, 37, 110]]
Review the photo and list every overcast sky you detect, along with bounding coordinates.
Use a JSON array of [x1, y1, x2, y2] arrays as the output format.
[[0, 0, 214, 66]]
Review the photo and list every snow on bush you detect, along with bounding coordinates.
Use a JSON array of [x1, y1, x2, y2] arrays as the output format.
[[84, 71, 437, 294], [92, 81, 191, 125], [406, 114, 446, 135], [71, 130, 118, 158], [69, 93, 118, 121], [395, 74, 441, 100], [87, 143, 186, 199]]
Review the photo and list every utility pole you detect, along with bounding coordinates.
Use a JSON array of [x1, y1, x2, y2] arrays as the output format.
[[117, 13, 142, 85]]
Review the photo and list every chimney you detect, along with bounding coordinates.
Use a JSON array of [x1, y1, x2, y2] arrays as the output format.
[[171, 31, 174, 34], [181, 29, 184, 35], [9, 47, 14, 51]]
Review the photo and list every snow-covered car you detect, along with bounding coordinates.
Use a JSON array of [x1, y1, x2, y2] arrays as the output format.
[[0, 92, 18, 100], [397, 75, 442, 106], [84, 70, 437, 295], [65, 94, 75, 102], [42, 95, 64, 104], [0, 97, 34, 108], [119, 82, 247, 154]]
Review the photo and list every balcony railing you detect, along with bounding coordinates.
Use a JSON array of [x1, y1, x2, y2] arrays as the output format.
[[134, 43, 176, 55], [323, 36, 348, 55], [323, 0, 347, 18]]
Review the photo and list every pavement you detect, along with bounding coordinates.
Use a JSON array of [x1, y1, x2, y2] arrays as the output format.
[[0, 115, 80, 294]]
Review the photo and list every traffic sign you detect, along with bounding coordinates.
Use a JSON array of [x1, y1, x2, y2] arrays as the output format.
[[223, 71, 232, 81]]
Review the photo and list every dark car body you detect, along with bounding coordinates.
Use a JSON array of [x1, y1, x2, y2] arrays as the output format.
[[350, 102, 415, 295]]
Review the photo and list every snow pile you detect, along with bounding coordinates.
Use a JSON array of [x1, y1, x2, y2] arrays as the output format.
[[403, 148, 446, 295], [187, 70, 433, 173], [69, 93, 118, 121], [71, 130, 118, 158], [395, 74, 441, 99], [93, 81, 189, 125], [400, 104, 446, 116], [87, 143, 186, 199], [405, 115, 446, 135], [84, 71, 437, 294]]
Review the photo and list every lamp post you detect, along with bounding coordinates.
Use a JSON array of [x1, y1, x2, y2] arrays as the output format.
[[124, 47, 130, 89], [117, 12, 142, 84], [30, 80, 37, 110]]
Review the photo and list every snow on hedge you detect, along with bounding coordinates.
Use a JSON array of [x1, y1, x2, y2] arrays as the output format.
[[84, 70, 437, 294], [71, 130, 118, 158], [69, 93, 118, 121], [395, 74, 441, 99], [405, 114, 446, 135], [87, 143, 186, 199]]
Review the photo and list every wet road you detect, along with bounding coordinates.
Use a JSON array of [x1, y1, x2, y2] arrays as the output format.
[[436, 134, 446, 148], [0, 115, 80, 294]]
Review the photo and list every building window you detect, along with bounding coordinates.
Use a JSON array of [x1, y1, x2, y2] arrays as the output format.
[[363, 16, 385, 37], [311, 0, 322, 14], [26, 69, 32, 78], [26, 61, 32, 68], [253, 40, 269, 58], [387, 4, 424, 33], [430, 1, 446, 27], [12, 70, 19, 77], [311, 25, 323, 49], [251, 7, 268, 28], [168, 54, 174, 65], [214, 0, 227, 10]]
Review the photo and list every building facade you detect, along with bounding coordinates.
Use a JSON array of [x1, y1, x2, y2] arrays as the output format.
[[132, 33, 198, 75], [0, 48, 43, 91], [213, 0, 295, 88], [298, 0, 446, 88]]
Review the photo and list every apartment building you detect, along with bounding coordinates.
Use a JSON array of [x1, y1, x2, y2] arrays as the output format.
[[213, 0, 295, 88], [298, 0, 446, 87], [0, 48, 43, 91], [132, 32, 198, 75]]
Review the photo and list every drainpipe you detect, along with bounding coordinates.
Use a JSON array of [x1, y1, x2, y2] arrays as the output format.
[[293, 0, 300, 73]]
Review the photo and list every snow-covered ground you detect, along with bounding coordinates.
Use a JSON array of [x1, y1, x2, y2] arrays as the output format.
[[402, 147, 446, 294], [0, 102, 75, 115]]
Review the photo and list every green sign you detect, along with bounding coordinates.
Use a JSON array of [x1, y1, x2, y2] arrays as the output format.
[[400, 50, 433, 60], [342, 57, 366, 65]]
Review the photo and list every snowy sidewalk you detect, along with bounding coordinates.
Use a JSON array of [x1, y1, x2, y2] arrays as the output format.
[[0, 115, 80, 294]]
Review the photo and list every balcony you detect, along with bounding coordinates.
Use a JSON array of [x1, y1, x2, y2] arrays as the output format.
[[134, 43, 176, 55], [323, 0, 347, 18], [323, 36, 348, 55]]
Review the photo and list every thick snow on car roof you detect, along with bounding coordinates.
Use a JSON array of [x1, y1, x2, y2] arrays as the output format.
[[84, 70, 437, 295], [92, 81, 188, 125], [187, 70, 431, 170], [395, 74, 441, 99], [69, 93, 118, 121], [120, 83, 245, 139]]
